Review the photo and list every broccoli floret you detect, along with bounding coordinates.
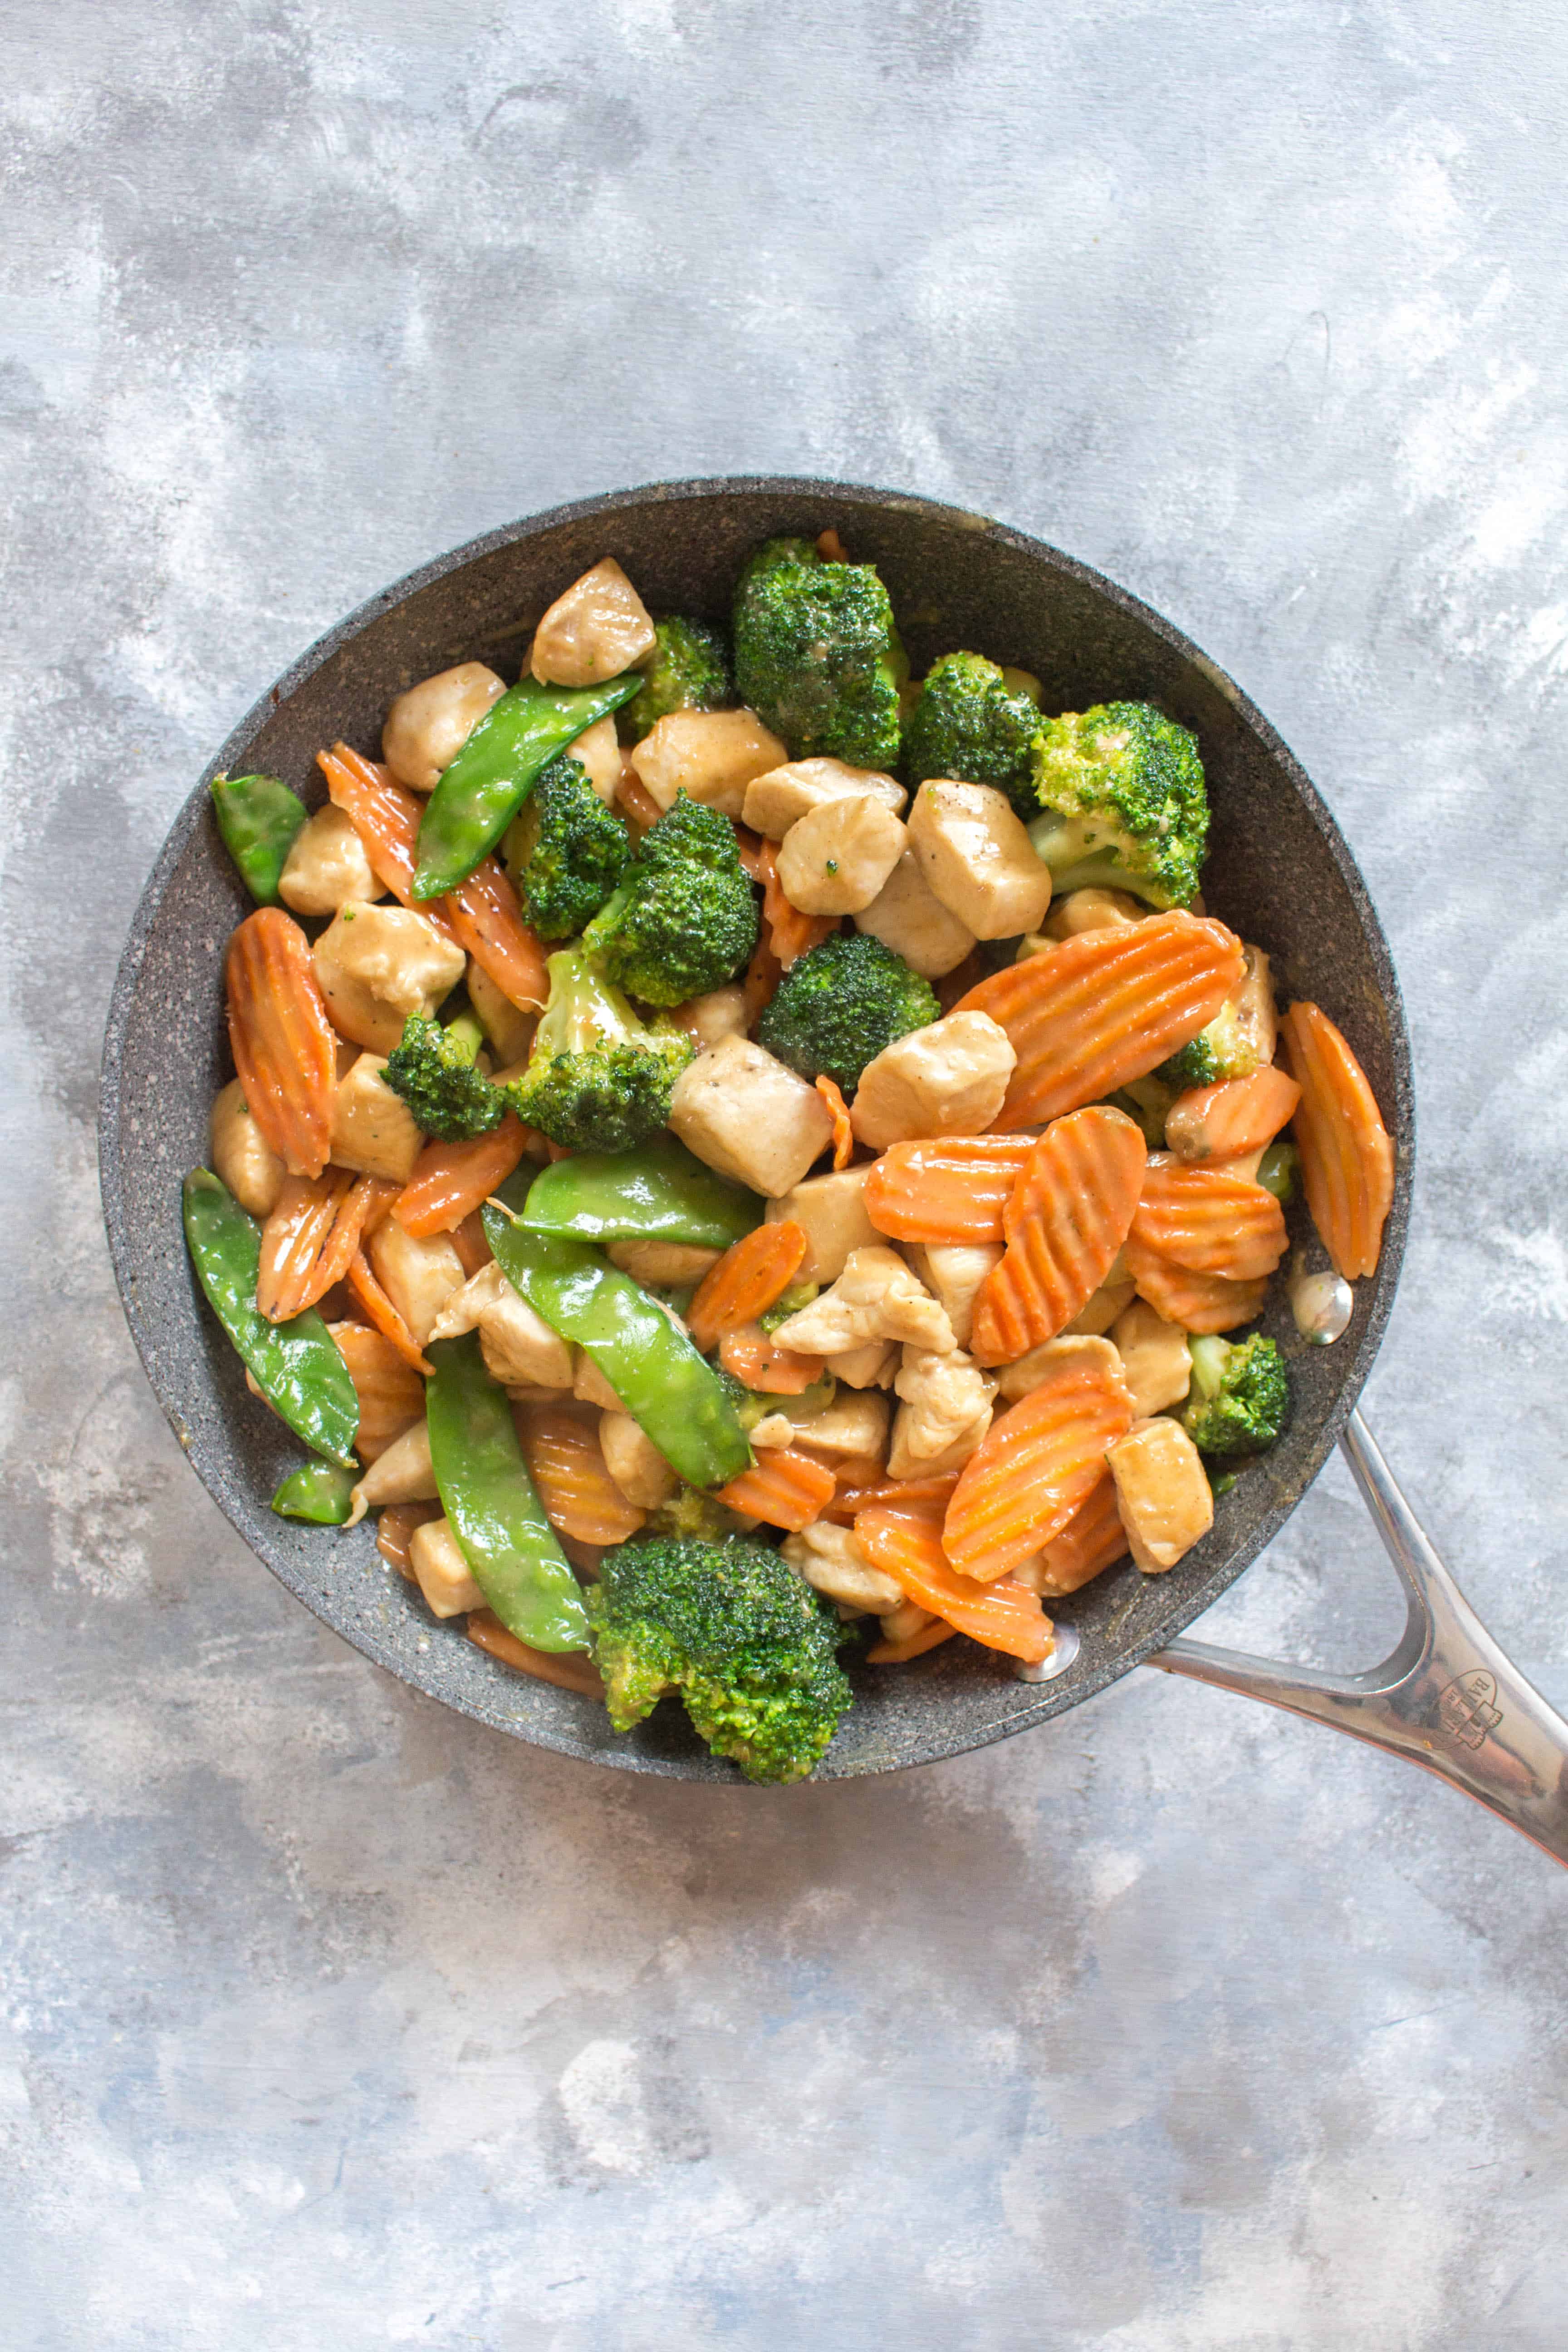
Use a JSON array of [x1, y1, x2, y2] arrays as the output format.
[[733, 536, 902, 771], [505, 753, 630, 941], [757, 931, 938, 1096], [1156, 997, 1265, 1091], [382, 1012, 504, 1141], [1182, 1334, 1289, 1457], [757, 1281, 819, 1335], [902, 652, 1043, 818], [582, 789, 758, 1009], [502, 945, 694, 1153], [587, 1535, 855, 1783], [618, 617, 733, 744], [1028, 701, 1209, 910], [642, 1485, 756, 1544]]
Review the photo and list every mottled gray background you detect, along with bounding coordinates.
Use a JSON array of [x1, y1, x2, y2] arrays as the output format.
[[4, 0, 1567, 2343]]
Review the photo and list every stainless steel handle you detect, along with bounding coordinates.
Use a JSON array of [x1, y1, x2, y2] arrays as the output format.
[[1151, 1411, 1568, 1868]]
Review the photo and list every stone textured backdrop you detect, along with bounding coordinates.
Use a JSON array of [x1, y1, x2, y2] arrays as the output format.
[[3, 2, 1566, 2345]]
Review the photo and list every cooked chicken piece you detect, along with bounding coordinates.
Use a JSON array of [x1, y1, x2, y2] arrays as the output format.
[[573, 1351, 624, 1410], [430, 1260, 574, 1388], [764, 1165, 880, 1284], [887, 1344, 997, 1477], [382, 662, 507, 792], [312, 903, 466, 1054], [994, 1332, 1128, 1405], [466, 960, 537, 1067], [824, 1339, 900, 1389], [1059, 1254, 1138, 1337], [278, 804, 382, 917], [567, 714, 625, 805], [530, 559, 657, 688], [772, 1245, 955, 1357], [878, 1599, 936, 1644], [1110, 1298, 1193, 1417], [907, 778, 1054, 939], [366, 1221, 466, 1348], [629, 709, 789, 819], [849, 1010, 1015, 1150], [668, 984, 749, 1052], [607, 1239, 724, 1286], [1233, 944, 1279, 1067], [210, 1078, 284, 1217], [599, 1411, 677, 1510], [904, 1243, 1003, 1352], [853, 849, 976, 979], [781, 1521, 904, 1613], [1107, 1417, 1213, 1573], [329, 1053, 426, 1184], [769, 1386, 890, 1461], [742, 757, 906, 838], [346, 1417, 439, 1526], [775, 797, 907, 916], [888, 1402, 993, 1480], [1040, 886, 1145, 941], [408, 1517, 487, 1617], [669, 1035, 835, 1197]]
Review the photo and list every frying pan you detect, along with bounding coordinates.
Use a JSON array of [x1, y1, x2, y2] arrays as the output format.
[[98, 477, 1568, 1863]]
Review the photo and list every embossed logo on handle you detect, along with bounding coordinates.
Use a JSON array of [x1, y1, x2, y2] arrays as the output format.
[[1438, 1670, 1502, 1749]]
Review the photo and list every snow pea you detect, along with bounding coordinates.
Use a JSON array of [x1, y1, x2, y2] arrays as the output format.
[[424, 1333, 590, 1651], [520, 1137, 762, 1248], [272, 1459, 358, 1523], [182, 1170, 359, 1466], [211, 771, 308, 903], [412, 672, 645, 901], [483, 1207, 752, 1490]]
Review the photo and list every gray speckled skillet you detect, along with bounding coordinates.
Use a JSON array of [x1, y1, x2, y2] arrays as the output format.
[[103, 477, 1562, 1848]]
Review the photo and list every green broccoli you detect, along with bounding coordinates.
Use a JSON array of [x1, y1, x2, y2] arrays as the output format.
[[713, 1361, 833, 1425], [757, 1282, 819, 1335], [582, 789, 759, 1007], [502, 945, 694, 1154], [1156, 998, 1264, 1091], [642, 1485, 757, 1545], [618, 616, 733, 744], [902, 651, 1043, 818], [382, 1012, 504, 1141], [587, 1534, 856, 1783], [733, 536, 902, 771], [1028, 701, 1209, 910], [1182, 1333, 1289, 1456], [505, 753, 631, 941], [757, 931, 938, 1096]]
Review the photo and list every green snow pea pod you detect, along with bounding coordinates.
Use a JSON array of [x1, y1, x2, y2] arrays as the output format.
[[182, 1170, 359, 1466], [272, 1459, 358, 1523], [425, 1333, 590, 1651], [520, 1137, 762, 1248], [412, 672, 645, 901], [210, 772, 309, 903], [483, 1207, 752, 1490]]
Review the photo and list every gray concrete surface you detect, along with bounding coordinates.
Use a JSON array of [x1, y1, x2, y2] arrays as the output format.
[[4, 1, 1567, 2343]]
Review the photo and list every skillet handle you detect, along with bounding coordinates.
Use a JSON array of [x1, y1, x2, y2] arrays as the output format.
[[1150, 1411, 1568, 1870]]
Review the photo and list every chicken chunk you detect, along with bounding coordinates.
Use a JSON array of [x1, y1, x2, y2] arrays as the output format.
[[904, 1243, 1003, 1352], [853, 849, 976, 980], [669, 1035, 835, 1198], [573, 1352, 624, 1410], [346, 1417, 438, 1526], [776, 795, 907, 917], [312, 903, 467, 1054], [824, 1339, 899, 1389], [769, 1386, 889, 1462], [466, 960, 537, 1067], [568, 714, 625, 805], [764, 1165, 880, 1285], [599, 1411, 678, 1510], [772, 1245, 955, 1357], [430, 1260, 574, 1389], [278, 804, 382, 918], [781, 1521, 904, 1613], [1060, 1255, 1137, 1338], [531, 559, 657, 688], [742, 757, 906, 839], [382, 662, 507, 793], [1107, 1416, 1214, 1573], [849, 1010, 1015, 1151], [1110, 1298, 1193, 1417], [1040, 886, 1145, 941], [607, 1240, 724, 1287], [1233, 944, 1279, 1067], [366, 1221, 466, 1348], [210, 1078, 284, 1218], [907, 778, 1054, 939], [668, 984, 749, 1052], [329, 1053, 426, 1184], [887, 1344, 997, 1478], [408, 1517, 487, 1618], [994, 1332, 1127, 1405], [629, 709, 789, 820]]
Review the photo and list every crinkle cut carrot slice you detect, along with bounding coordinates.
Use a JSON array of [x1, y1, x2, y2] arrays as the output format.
[[225, 907, 339, 1179], [318, 746, 459, 940], [718, 1323, 827, 1394], [393, 1115, 529, 1236], [468, 1608, 606, 1697], [866, 1619, 958, 1665], [519, 1405, 647, 1545], [445, 858, 550, 1014], [816, 1076, 854, 1171], [257, 1169, 399, 1322], [1165, 1064, 1301, 1163], [952, 911, 1246, 1128], [330, 1322, 426, 1461], [942, 1349, 1134, 1582], [856, 1509, 1054, 1662], [717, 1447, 838, 1532], [863, 1136, 1035, 1245], [758, 838, 838, 968], [1028, 1470, 1129, 1596], [347, 1246, 435, 1375], [1131, 1156, 1288, 1283], [1279, 1000, 1395, 1280], [688, 1221, 808, 1354], [1121, 1231, 1269, 1334], [970, 1105, 1146, 1365], [823, 1469, 958, 1527]]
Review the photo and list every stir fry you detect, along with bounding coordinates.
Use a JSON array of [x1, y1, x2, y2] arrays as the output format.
[[188, 534, 1396, 1781]]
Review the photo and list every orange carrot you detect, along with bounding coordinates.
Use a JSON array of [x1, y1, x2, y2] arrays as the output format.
[[467, 1608, 606, 1697], [393, 1114, 529, 1235], [1027, 1470, 1129, 1596], [617, 771, 664, 833], [347, 1247, 435, 1375], [225, 907, 338, 1178], [317, 746, 459, 940], [824, 1470, 959, 1526], [688, 1220, 808, 1353], [256, 1169, 398, 1321], [451, 1210, 494, 1277], [815, 1075, 854, 1170], [717, 1448, 837, 1531], [863, 1135, 1035, 1245], [1164, 1064, 1301, 1162], [1279, 1001, 1395, 1279], [758, 838, 837, 968], [942, 1348, 1134, 1581], [732, 823, 769, 882], [857, 1509, 1054, 1662], [519, 1406, 646, 1545], [1131, 1154, 1288, 1284], [742, 938, 784, 1028], [330, 1323, 425, 1461], [376, 1499, 442, 1580], [970, 1105, 1146, 1365], [867, 1620, 958, 1665], [718, 1323, 828, 1394], [1121, 1232, 1269, 1333], [953, 911, 1245, 1128], [445, 859, 550, 1013]]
